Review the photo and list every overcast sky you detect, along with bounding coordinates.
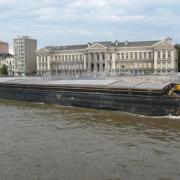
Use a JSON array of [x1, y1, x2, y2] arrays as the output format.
[[0, 0, 180, 50]]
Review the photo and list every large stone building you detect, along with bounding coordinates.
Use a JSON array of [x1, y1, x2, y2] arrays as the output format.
[[36, 38, 178, 76], [0, 41, 9, 54], [14, 36, 37, 76]]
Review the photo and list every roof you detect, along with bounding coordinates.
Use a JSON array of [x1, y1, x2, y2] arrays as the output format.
[[0, 53, 14, 59], [43, 40, 160, 51], [0, 40, 8, 44], [45, 44, 88, 51], [98, 40, 160, 47]]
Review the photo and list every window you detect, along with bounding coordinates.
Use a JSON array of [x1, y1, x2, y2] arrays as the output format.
[[135, 52, 137, 59], [168, 51, 171, 59], [148, 52, 152, 59], [162, 50, 166, 59], [130, 52, 133, 59], [110, 53, 112, 60], [69, 55, 71, 61], [102, 54, 105, 60], [162, 62, 166, 69], [158, 51, 161, 59], [168, 62, 171, 68], [72, 55, 75, 61], [117, 53, 120, 60], [143, 52, 147, 59], [125, 53, 129, 59], [121, 53, 124, 60], [76, 55, 78, 60], [139, 52, 142, 59], [97, 54, 99, 60]]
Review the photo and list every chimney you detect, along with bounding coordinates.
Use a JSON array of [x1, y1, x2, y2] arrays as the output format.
[[88, 42, 91, 47], [115, 40, 119, 46], [125, 40, 128, 46]]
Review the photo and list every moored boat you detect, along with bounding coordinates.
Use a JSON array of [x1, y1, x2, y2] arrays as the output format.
[[0, 78, 179, 116]]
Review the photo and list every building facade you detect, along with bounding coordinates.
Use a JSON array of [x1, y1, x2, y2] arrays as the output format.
[[36, 38, 178, 76], [0, 41, 9, 54], [14, 36, 37, 76], [5, 54, 15, 75], [0, 54, 15, 75]]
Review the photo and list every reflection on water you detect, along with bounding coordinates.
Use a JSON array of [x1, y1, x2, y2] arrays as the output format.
[[0, 99, 180, 180]]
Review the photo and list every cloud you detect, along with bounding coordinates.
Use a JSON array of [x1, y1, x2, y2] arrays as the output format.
[[0, 0, 16, 5], [0, 0, 180, 49]]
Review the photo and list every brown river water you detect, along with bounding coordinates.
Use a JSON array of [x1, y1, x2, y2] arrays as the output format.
[[0, 99, 180, 180]]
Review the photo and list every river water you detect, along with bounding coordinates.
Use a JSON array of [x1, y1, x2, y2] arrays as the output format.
[[0, 99, 180, 180]]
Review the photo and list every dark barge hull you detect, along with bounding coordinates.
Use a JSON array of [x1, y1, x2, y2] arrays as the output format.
[[0, 83, 180, 116]]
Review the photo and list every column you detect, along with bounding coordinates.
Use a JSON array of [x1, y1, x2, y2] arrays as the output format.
[[105, 52, 109, 73], [154, 51, 158, 72], [171, 51, 175, 71], [112, 53, 116, 74], [83, 54, 87, 70], [88, 53, 91, 73], [160, 61, 162, 71], [37, 55, 40, 73], [94, 53, 97, 72], [47, 56, 51, 75]]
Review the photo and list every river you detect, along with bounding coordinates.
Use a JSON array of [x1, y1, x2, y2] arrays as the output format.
[[0, 99, 180, 180]]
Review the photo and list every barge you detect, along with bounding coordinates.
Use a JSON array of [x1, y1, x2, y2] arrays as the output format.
[[0, 78, 180, 116]]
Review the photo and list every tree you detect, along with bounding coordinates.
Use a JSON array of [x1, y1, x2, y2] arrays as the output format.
[[0, 64, 8, 76]]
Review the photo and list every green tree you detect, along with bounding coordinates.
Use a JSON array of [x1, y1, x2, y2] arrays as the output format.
[[0, 64, 8, 76]]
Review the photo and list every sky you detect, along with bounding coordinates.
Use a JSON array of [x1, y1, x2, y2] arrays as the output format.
[[0, 0, 180, 52]]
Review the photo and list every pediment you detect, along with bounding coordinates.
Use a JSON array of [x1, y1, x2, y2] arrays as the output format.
[[153, 39, 174, 47], [87, 43, 108, 50], [37, 48, 49, 52]]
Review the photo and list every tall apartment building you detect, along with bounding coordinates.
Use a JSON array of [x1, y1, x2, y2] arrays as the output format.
[[36, 37, 178, 76], [14, 36, 37, 75]]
